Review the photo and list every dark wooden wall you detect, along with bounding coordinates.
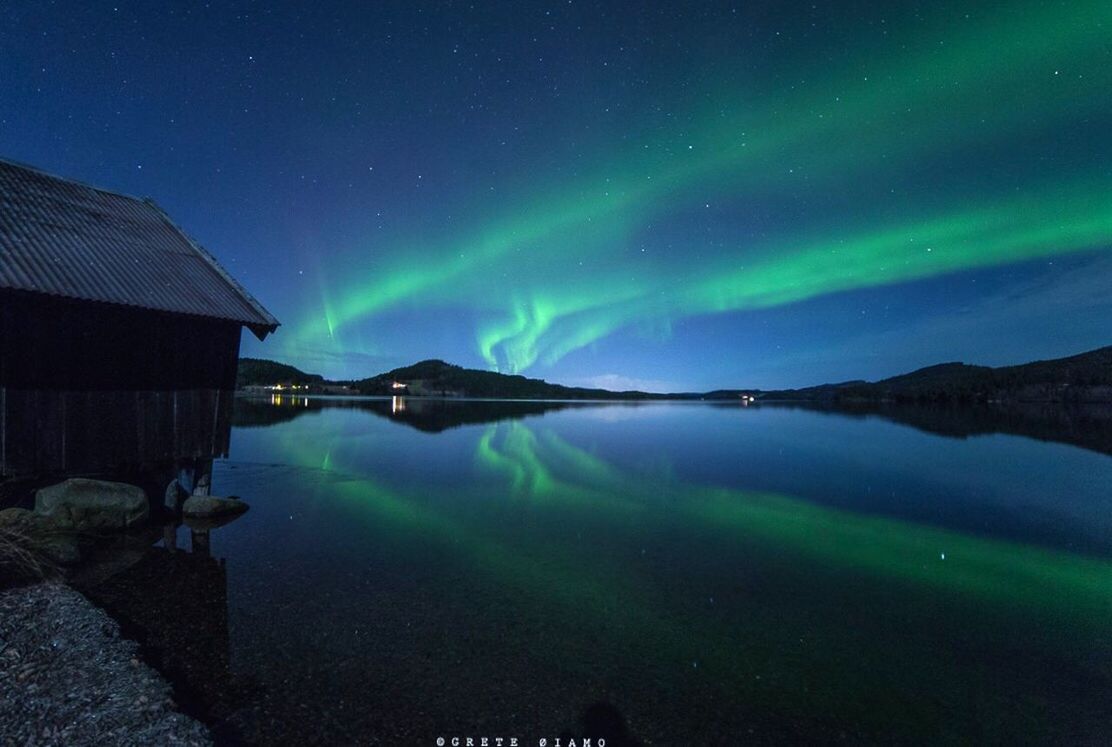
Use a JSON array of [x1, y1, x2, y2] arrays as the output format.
[[1, 290, 241, 391], [1, 290, 240, 477]]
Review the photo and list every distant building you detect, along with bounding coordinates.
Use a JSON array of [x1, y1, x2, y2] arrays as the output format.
[[0, 158, 278, 494]]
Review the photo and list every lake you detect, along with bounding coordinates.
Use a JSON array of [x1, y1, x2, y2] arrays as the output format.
[[82, 397, 1112, 745]]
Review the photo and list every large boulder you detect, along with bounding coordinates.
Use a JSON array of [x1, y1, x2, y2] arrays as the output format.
[[181, 495, 249, 521], [34, 479, 149, 531]]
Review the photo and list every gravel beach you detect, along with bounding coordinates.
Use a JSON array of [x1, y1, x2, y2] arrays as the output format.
[[0, 582, 211, 746]]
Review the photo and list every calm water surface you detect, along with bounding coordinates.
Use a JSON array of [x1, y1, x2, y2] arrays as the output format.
[[89, 398, 1112, 744]]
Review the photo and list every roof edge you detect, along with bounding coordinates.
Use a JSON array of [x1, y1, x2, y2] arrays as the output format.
[[0, 155, 149, 204], [143, 199, 281, 333], [0, 287, 276, 335]]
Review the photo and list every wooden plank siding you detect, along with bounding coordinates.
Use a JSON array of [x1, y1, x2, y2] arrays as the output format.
[[0, 389, 233, 477], [1, 291, 240, 478]]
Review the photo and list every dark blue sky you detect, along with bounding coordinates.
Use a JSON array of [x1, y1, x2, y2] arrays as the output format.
[[3, 1, 1109, 390]]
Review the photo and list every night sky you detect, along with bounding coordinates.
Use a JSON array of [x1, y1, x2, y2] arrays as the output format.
[[2, 1, 1109, 390]]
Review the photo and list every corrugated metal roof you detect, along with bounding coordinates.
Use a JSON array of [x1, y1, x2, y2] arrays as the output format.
[[0, 158, 279, 339]]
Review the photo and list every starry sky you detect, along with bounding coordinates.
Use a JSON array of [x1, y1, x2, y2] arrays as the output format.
[[2, 1, 1110, 391]]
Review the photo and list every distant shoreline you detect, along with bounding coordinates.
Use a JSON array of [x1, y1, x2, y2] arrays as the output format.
[[238, 345, 1112, 405], [238, 390, 1112, 406]]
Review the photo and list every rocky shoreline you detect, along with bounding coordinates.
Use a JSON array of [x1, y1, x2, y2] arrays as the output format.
[[0, 582, 211, 746], [0, 477, 252, 746]]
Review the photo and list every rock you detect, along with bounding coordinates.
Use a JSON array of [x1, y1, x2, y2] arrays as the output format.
[[1, 507, 80, 566], [181, 495, 249, 520], [0, 508, 61, 534], [0, 506, 64, 535], [164, 479, 188, 510], [35, 479, 149, 531], [0, 507, 37, 529], [37, 535, 81, 566]]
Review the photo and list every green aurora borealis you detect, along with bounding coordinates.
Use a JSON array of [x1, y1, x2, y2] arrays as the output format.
[[283, 0, 1111, 380], [7, 1, 1108, 384]]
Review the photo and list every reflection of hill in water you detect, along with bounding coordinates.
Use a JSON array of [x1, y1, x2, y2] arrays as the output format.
[[233, 395, 584, 432], [761, 402, 1112, 458], [233, 395, 323, 427], [235, 395, 1112, 457]]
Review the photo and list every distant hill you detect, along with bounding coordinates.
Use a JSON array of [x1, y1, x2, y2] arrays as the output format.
[[758, 346, 1112, 403], [236, 358, 324, 388], [237, 345, 1112, 402], [350, 359, 670, 399]]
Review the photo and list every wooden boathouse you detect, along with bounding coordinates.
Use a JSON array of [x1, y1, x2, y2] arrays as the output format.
[[0, 157, 278, 493]]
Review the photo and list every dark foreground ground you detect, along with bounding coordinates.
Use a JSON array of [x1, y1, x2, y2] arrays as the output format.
[[0, 582, 210, 746]]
